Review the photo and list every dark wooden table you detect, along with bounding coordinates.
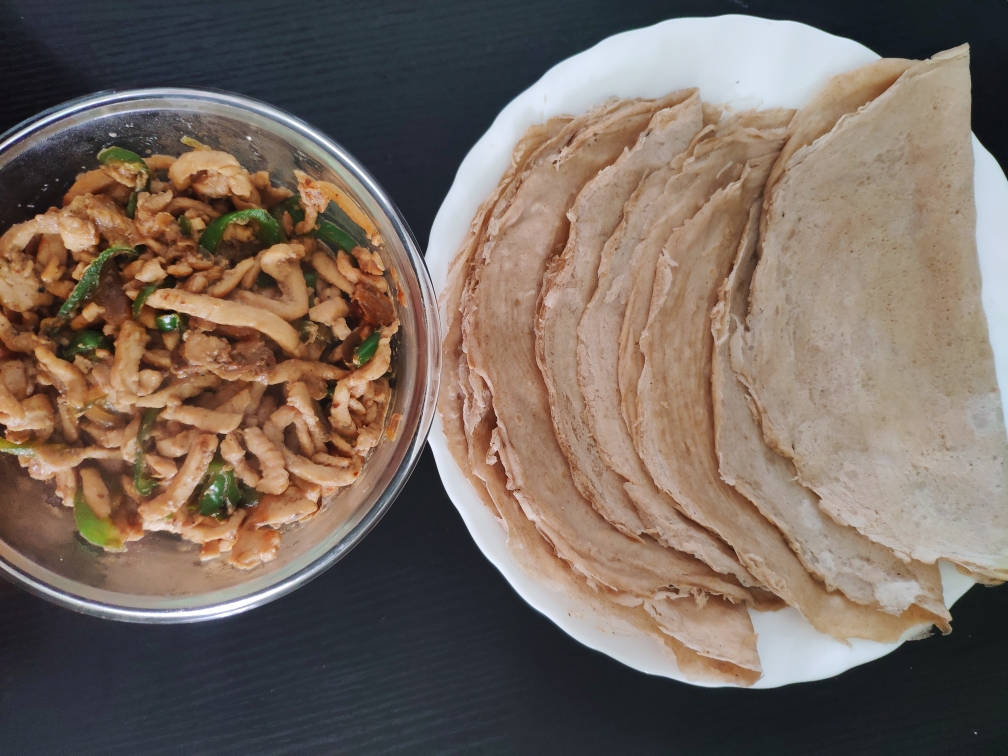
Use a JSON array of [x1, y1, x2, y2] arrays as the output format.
[[1, 1, 1006, 754]]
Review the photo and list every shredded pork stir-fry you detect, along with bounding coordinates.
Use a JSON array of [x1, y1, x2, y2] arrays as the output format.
[[0, 140, 401, 568]]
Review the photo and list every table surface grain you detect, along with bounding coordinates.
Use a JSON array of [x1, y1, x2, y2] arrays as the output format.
[[1, 1, 1007, 754]]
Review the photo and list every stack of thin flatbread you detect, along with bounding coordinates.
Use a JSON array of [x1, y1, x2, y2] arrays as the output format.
[[438, 44, 1008, 685]]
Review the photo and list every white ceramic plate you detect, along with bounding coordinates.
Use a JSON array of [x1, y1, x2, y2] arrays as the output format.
[[426, 14, 1007, 688]]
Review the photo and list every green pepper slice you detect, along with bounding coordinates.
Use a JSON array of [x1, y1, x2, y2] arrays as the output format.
[[322, 201, 370, 249], [270, 194, 306, 227], [133, 407, 159, 497], [353, 330, 381, 367], [138, 407, 158, 442], [133, 283, 160, 318], [305, 269, 318, 307], [318, 381, 336, 413], [316, 220, 358, 255], [177, 214, 192, 237], [273, 192, 369, 251], [97, 146, 150, 191], [197, 456, 241, 517], [155, 312, 186, 333], [296, 318, 334, 345], [133, 276, 177, 319], [0, 440, 68, 457], [61, 330, 112, 361], [58, 245, 137, 319], [73, 488, 124, 551], [198, 209, 286, 254], [125, 191, 138, 219], [180, 136, 209, 150], [221, 470, 241, 509], [239, 483, 263, 508], [0, 438, 37, 456]]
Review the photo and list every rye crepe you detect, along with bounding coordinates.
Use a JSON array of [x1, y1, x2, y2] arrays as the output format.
[[437, 117, 758, 683], [539, 97, 768, 592], [489, 449, 761, 684], [439, 116, 571, 522], [762, 57, 913, 207], [733, 46, 1008, 581], [462, 96, 754, 603], [536, 92, 703, 539], [633, 159, 947, 640], [535, 95, 763, 595], [480, 416, 761, 684], [459, 270, 762, 682], [463, 348, 761, 682], [444, 106, 762, 680], [617, 110, 793, 443], [576, 111, 788, 585], [711, 206, 949, 618]]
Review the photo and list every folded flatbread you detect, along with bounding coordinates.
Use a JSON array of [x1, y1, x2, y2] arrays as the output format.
[[733, 45, 1008, 581], [441, 102, 762, 682], [535, 94, 767, 595], [437, 124, 757, 684], [578, 110, 789, 586], [617, 110, 794, 441], [762, 57, 913, 207], [537, 92, 704, 540], [711, 191, 948, 619], [632, 158, 946, 640], [439, 115, 570, 522], [463, 95, 754, 602]]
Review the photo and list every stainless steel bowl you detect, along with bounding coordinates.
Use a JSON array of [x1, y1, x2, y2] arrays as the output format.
[[0, 89, 440, 621]]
